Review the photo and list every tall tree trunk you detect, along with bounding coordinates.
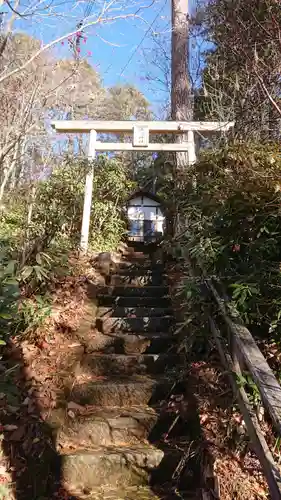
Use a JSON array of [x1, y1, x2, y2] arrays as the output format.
[[0, 140, 20, 201], [14, 138, 27, 187], [171, 0, 193, 171]]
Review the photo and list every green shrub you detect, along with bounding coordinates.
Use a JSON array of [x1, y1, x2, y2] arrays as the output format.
[[1, 155, 134, 265], [0, 258, 20, 344], [0, 154, 134, 338], [15, 294, 52, 339], [31, 155, 134, 251], [171, 142, 281, 340]]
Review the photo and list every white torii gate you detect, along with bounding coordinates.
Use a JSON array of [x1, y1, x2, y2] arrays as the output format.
[[51, 120, 234, 252]]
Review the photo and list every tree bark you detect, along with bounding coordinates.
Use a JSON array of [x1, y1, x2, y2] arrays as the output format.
[[171, 0, 193, 171], [0, 140, 20, 201]]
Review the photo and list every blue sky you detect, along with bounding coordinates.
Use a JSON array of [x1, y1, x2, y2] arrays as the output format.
[[13, 0, 203, 113]]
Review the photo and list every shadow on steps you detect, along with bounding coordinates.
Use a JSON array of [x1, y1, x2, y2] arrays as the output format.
[[1, 341, 78, 500], [148, 379, 204, 497]]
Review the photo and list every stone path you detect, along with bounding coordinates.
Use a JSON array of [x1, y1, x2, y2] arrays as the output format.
[[53, 246, 201, 499]]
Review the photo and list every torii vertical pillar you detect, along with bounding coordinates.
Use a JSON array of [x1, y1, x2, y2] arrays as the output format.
[[80, 129, 96, 252]]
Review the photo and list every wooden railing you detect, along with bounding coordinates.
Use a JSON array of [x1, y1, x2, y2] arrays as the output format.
[[204, 276, 281, 499]]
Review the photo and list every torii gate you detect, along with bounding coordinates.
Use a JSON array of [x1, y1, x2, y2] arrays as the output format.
[[51, 120, 234, 252]]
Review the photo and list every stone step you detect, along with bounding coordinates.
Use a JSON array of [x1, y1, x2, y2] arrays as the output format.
[[62, 486, 200, 500], [61, 444, 198, 494], [118, 262, 164, 272], [122, 251, 150, 261], [98, 306, 173, 318], [50, 406, 158, 449], [98, 296, 171, 308], [110, 274, 165, 287], [81, 353, 182, 376], [96, 286, 169, 298], [117, 267, 165, 276], [85, 331, 176, 355], [119, 245, 138, 253], [123, 258, 155, 266], [63, 485, 163, 499], [122, 247, 148, 255], [98, 316, 174, 334], [61, 444, 164, 491], [69, 376, 173, 406]]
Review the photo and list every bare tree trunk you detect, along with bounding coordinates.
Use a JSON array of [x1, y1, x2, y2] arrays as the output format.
[[171, 0, 193, 171], [0, 140, 20, 201], [14, 138, 27, 187]]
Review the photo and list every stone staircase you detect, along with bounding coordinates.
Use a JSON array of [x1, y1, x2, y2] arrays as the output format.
[[52, 245, 201, 499]]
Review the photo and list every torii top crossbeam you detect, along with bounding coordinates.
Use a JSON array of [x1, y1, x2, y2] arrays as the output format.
[[51, 120, 234, 134], [51, 120, 234, 154]]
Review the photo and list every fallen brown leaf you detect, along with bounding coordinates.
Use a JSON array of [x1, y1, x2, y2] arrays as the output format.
[[67, 401, 85, 412], [3, 425, 18, 431], [9, 425, 25, 441]]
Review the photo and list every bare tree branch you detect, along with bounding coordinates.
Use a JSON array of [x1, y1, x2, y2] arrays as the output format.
[[0, 13, 143, 84]]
